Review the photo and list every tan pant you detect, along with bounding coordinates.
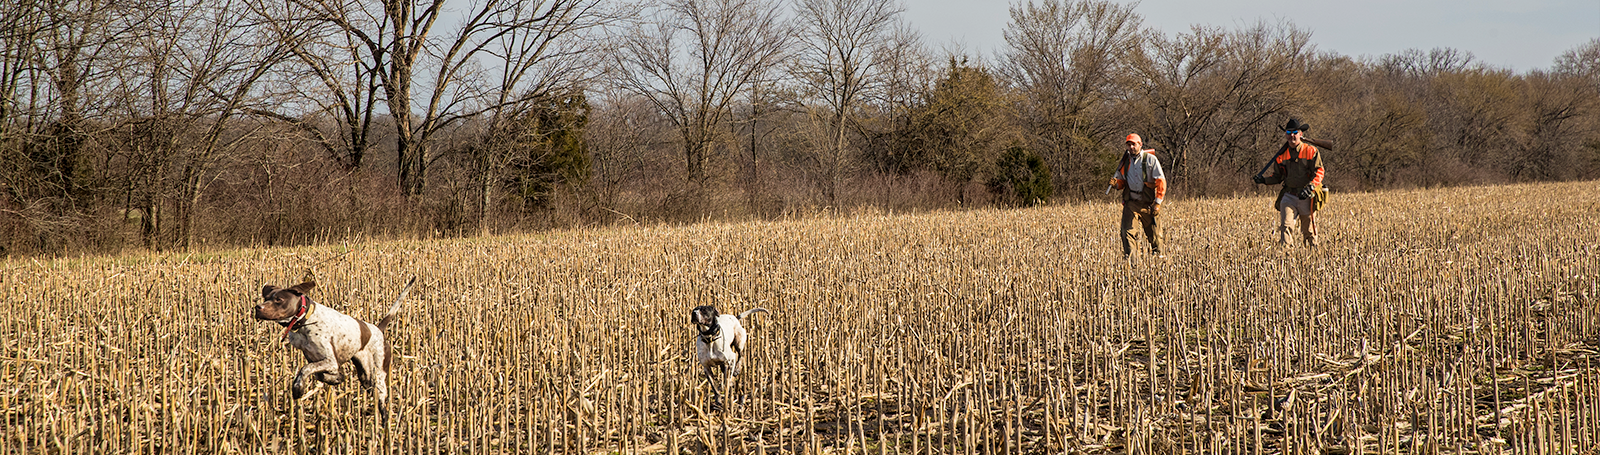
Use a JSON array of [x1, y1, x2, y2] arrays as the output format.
[[1277, 193, 1316, 246], [1121, 199, 1162, 256]]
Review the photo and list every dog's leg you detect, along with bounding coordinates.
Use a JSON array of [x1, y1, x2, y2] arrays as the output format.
[[372, 368, 391, 425], [720, 363, 734, 410], [313, 361, 344, 385], [367, 348, 390, 418], [315, 370, 344, 386], [293, 361, 341, 398], [373, 372, 390, 413], [292, 342, 343, 399], [291, 370, 310, 399], [352, 355, 374, 389], [701, 363, 718, 390], [702, 362, 724, 412], [355, 338, 392, 423]]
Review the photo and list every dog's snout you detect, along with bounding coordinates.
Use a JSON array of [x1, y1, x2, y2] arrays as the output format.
[[252, 302, 277, 320]]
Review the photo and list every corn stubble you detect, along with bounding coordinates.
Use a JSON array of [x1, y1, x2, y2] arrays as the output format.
[[3, 181, 1598, 454]]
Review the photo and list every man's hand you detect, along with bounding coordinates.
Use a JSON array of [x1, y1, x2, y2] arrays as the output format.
[[1151, 203, 1161, 215], [1252, 174, 1265, 185], [1297, 186, 1315, 199]]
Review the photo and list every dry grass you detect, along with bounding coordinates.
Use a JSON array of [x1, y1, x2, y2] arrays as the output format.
[[3, 181, 1598, 454]]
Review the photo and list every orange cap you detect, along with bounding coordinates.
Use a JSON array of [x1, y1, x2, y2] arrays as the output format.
[[1125, 133, 1142, 144]]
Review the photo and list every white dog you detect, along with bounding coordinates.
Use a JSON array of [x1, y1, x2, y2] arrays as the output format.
[[690, 305, 768, 395], [253, 277, 414, 419]]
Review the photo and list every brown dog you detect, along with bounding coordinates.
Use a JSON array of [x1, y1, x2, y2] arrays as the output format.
[[254, 277, 414, 418]]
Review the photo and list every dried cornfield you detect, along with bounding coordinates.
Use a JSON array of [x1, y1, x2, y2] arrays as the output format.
[[4, 181, 1599, 454]]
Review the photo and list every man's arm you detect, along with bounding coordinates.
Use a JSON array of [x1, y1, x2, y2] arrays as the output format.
[[1148, 153, 1167, 204], [1309, 151, 1325, 187], [1109, 156, 1129, 190]]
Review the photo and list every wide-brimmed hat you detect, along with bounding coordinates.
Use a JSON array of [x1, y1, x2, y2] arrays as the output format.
[[1283, 118, 1310, 132]]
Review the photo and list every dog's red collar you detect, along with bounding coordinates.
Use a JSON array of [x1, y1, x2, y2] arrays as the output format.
[[280, 295, 313, 341]]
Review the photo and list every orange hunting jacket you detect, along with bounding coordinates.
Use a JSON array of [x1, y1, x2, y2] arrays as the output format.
[[1110, 150, 1167, 204], [1261, 142, 1323, 190]]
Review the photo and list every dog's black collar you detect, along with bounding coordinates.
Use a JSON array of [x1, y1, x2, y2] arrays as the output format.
[[697, 323, 719, 344]]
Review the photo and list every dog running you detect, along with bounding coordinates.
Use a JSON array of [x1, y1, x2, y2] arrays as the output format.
[[690, 305, 768, 408], [253, 277, 415, 419]]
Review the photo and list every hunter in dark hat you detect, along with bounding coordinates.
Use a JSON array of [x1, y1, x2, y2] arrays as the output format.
[[1252, 118, 1325, 247]]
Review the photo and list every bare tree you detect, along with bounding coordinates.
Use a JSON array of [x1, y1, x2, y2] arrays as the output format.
[[1508, 70, 1596, 180], [13, 0, 138, 207], [1127, 21, 1316, 192], [1000, 0, 1143, 199], [855, 23, 932, 177], [175, 0, 291, 249], [246, 0, 382, 172], [0, 0, 49, 197], [0, 0, 46, 138], [1377, 47, 1477, 78], [0, 0, 149, 253], [264, 0, 613, 198], [582, 91, 670, 219], [608, 0, 790, 187], [1552, 39, 1600, 179], [102, 0, 292, 250], [792, 0, 902, 203], [1322, 64, 1431, 188], [467, 0, 618, 233]]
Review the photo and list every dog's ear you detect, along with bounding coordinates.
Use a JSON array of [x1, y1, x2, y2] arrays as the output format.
[[261, 285, 280, 300], [289, 281, 316, 295]]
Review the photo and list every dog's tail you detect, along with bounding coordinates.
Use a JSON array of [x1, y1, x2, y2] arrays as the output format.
[[378, 276, 416, 331], [738, 307, 769, 320]]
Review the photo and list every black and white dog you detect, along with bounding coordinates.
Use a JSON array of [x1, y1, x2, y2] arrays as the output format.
[[690, 305, 768, 404]]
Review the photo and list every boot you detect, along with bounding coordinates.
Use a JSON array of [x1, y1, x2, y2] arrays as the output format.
[[1303, 234, 1318, 247], [1277, 225, 1294, 246]]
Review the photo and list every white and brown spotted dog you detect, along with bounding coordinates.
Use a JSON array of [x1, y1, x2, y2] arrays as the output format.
[[253, 277, 414, 418], [691, 305, 769, 389]]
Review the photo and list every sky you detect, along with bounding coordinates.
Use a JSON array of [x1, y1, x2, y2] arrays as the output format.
[[901, 0, 1600, 72]]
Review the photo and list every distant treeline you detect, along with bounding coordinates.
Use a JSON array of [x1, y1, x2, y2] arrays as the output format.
[[3, 0, 1597, 256]]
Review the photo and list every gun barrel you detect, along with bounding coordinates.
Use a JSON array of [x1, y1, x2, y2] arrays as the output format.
[[1303, 137, 1335, 151]]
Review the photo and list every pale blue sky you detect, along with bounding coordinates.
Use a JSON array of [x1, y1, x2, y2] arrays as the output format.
[[902, 0, 1600, 72]]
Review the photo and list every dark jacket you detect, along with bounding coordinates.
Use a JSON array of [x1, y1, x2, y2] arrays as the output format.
[[1260, 141, 1324, 210]]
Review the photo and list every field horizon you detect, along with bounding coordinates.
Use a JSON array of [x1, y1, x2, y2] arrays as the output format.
[[4, 180, 1598, 454]]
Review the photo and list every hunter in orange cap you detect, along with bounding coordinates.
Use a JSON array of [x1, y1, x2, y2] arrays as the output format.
[[1108, 133, 1167, 258]]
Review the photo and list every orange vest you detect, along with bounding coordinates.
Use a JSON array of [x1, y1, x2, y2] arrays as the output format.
[[1272, 142, 1323, 189]]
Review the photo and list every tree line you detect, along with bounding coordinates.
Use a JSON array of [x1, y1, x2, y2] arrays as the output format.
[[3, 0, 1597, 256]]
